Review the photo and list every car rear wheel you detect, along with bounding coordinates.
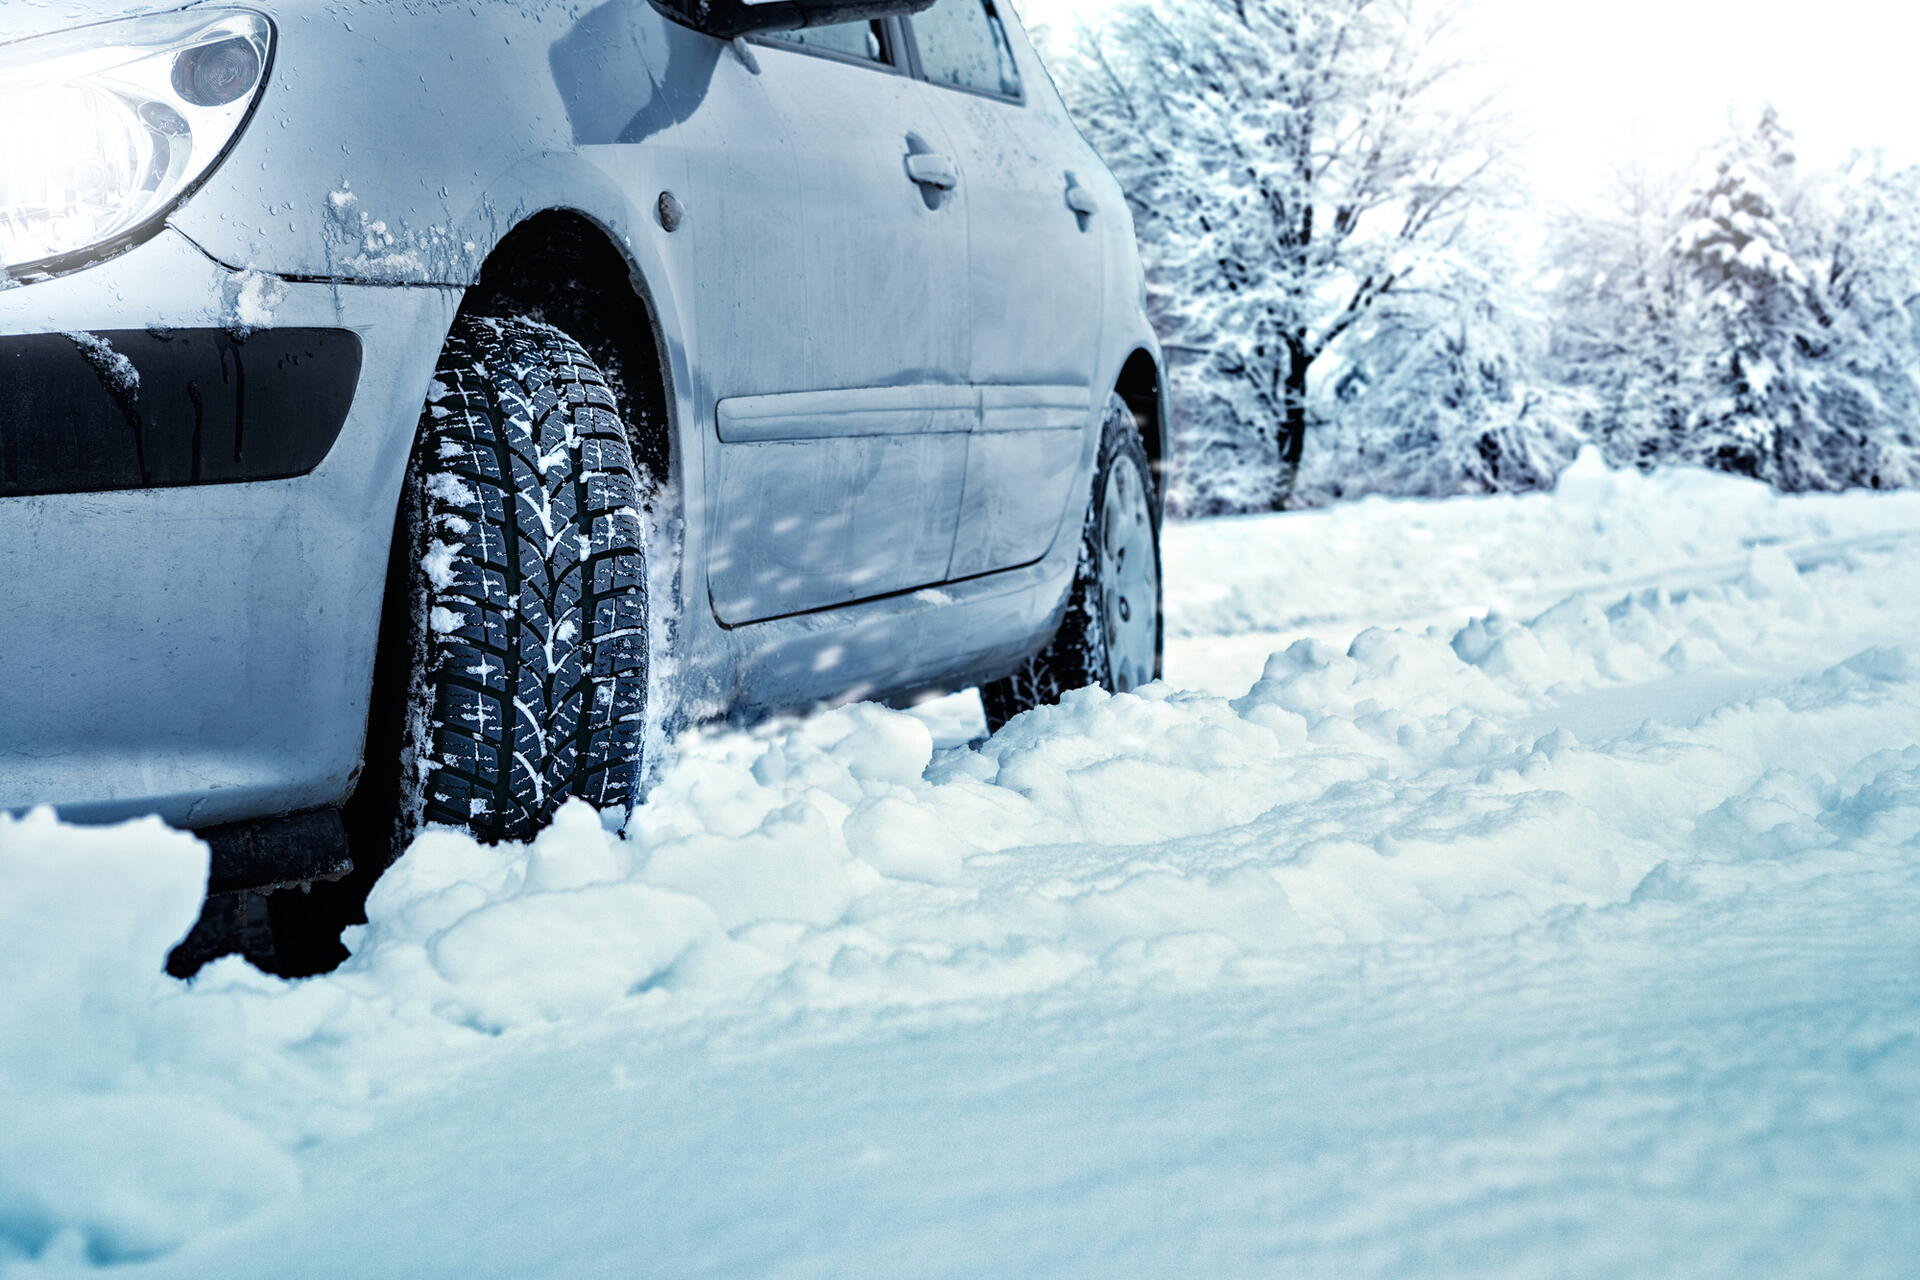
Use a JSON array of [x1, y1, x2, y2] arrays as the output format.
[[980, 392, 1162, 733]]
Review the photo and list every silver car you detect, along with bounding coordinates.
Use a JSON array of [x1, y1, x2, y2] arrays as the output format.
[[0, 0, 1166, 963]]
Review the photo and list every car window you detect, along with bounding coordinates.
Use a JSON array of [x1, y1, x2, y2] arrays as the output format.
[[910, 0, 1022, 99], [768, 19, 890, 65]]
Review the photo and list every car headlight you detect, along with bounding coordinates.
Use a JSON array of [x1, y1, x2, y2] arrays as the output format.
[[0, 9, 272, 283]]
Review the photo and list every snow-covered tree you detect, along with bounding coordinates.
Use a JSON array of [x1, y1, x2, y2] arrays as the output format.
[[1546, 162, 1696, 469], [1550, 111, 1920, 492], [1667, 108, 1826, 484], [1302, 228, 1584, 502], [1047, 0, 1508, 511], [1798, 155, 1920, 489]]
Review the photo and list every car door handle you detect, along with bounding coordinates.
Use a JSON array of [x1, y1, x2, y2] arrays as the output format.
[[1065, 183, 1098, 216], [905, 153, 959, 191]]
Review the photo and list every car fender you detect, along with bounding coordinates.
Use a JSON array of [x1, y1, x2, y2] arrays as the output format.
[[164, 0, 709, 288]]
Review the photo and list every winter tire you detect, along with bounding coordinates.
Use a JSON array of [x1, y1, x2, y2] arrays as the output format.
[[981, 392, 1162, 733], [190, 315, 655, 979], [400, 314, 652, 843]]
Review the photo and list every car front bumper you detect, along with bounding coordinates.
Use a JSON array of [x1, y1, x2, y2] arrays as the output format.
[[0, 230, 456, 828]]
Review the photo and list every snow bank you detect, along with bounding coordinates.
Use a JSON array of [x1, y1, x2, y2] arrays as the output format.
[[366, 550, 1897, 1026], [6, 462, 1920, 1270], [0, 813, 294, 1268], [1167, 447, 1920, 638]]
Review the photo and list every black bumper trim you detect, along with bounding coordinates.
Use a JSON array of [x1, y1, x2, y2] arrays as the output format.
[[0, 327, 362, 498]]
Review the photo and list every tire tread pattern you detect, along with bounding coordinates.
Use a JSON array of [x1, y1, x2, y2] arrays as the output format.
[[412, 316, 647, 841]]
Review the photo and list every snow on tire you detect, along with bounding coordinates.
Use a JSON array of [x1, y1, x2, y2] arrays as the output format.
[[406, 315, 649, 842], [982, 392, 1163, 733]]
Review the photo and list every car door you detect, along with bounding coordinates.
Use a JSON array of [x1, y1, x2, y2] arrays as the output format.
[[904, 0, 1108, 579], [668, 17, 975, 624]]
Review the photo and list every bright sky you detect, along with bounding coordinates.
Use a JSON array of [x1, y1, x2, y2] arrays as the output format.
[[1016, 0, 1920, 206]]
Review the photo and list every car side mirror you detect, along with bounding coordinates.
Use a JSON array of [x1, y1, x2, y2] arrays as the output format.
[[656, 0, 936, 42]]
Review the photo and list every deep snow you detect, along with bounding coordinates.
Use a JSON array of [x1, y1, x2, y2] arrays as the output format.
[[4, 451, 1919, 1277]]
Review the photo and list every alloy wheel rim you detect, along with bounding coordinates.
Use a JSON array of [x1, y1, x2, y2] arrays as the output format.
[[1098, 455, 1159, 692]]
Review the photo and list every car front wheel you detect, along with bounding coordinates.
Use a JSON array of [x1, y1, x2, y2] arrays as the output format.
[[396, 313, 654, 844], [183, 314, 659, 978]]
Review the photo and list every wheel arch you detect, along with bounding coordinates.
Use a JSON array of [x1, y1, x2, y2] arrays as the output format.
[[456, 208, 676, 484], [1112, 347, 1169, 504]]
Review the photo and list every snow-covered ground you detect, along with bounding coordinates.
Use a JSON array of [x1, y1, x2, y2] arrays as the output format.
[[5, 451, 1920, 1278]]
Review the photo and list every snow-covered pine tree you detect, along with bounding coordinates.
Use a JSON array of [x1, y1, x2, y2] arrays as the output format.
[[1046, 0, 1507, 512], [1667, 108, 1827, 486], [1546, 111, 1920, 494]]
